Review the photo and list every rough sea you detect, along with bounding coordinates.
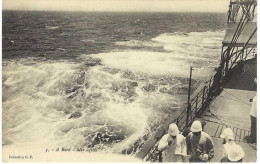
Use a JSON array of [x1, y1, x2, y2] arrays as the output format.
[[2, 11, 226, 154]]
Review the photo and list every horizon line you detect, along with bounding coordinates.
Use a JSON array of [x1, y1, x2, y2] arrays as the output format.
[[2, 9, 226, 13]]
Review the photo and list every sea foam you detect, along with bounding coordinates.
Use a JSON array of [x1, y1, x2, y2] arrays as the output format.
[[3, 30, 225, 155]]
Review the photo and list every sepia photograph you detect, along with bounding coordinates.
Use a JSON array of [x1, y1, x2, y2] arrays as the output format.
[[2, 0, 257, 162]]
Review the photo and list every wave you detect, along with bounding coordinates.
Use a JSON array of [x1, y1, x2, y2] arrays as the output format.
[[46, 26, 60, 30], [2, 57, 183, 153], [115, 31, 224, 58], [85, 50, 217, 79], [152, 31, 224, 52], [2, 30, 225, 155], [57, 48, 66, 51], [115, 40, 163, 48], [80, 39, 96, 44]]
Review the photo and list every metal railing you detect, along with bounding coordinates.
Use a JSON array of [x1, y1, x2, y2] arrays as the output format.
[[134, 74, 220, 161]]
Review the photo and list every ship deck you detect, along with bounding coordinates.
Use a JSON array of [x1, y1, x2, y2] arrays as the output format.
[[197, 58, 257, 162]]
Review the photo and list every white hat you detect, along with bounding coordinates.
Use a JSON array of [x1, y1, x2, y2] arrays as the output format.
[[168, 123, 179, 136], [220, 128, 234, 140], [224, 143, 245, 161], [190, 120, 202, 132]]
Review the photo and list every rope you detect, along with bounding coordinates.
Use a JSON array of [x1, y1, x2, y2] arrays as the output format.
[[229, 27, 257, 69], [229, 4, 249, 50], [225, 1, 254, 61], [207, 108, 257, 151]]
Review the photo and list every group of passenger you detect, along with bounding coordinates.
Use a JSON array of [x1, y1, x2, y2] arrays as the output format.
[[158, 120, 245, 162]]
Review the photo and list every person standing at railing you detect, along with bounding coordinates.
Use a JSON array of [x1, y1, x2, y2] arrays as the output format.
[[186, 120, 214, 162], [157, 123, 188, 162], [220, 128, 245, 162], [249, 92, 257, 143]]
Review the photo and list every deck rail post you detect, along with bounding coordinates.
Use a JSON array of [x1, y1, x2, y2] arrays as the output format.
[[186, 66, 193, 127], [208, 78, 212, 91], [202, 86, 206, 105], [195, 96, 199, 117], [186, 105, 191, 127], [158, 151, 162, 162]]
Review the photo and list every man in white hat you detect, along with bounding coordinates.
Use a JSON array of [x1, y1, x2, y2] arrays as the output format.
[[158, 123, 187, 162], [220, 128, 245, 162], [186, 120, 214, 162]]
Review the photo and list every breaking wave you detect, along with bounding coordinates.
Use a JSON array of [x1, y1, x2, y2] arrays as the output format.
[[115, 40, 163, 48], [2, 57, 183, 153], [45, 26, 60, 30]]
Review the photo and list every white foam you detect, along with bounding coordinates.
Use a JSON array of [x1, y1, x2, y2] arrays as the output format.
[[115, 40, 163, 48], [3, 59, 172, 153], [2, 60, 81, 148], [152, 31, 224, 44], [115, 31, 224, 53], [96, 31, 225, 78], [89, 50, 216, 78], [46, 25, 60, 30], [3, 30, 225, 156]]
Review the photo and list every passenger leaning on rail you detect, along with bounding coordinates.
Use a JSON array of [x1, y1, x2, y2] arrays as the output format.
[[186, 120, 214, 162], [220, 128, 245, 162], [158, 123, 187, 162]]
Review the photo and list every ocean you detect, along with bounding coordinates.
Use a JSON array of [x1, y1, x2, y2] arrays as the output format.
[[2, 11, 226, 154]]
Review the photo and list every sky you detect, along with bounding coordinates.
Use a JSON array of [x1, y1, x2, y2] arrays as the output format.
[[3, 0, 229, 12]]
